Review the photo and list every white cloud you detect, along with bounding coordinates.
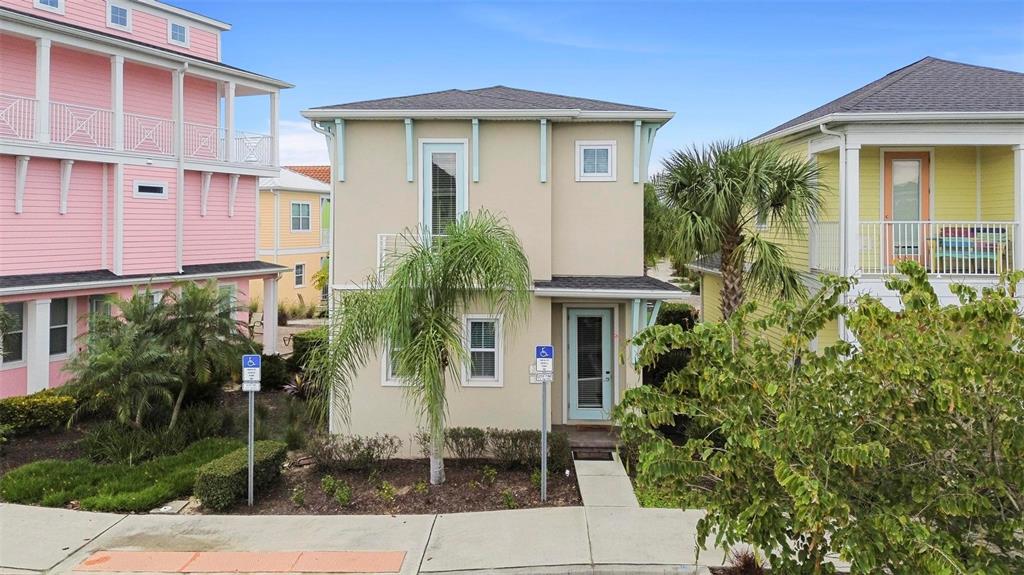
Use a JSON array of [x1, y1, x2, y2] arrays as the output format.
[[278, 119, 329, 165]]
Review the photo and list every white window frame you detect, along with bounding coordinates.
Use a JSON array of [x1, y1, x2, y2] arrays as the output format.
[[294, 263, 306, 288], [1, 302, 26, 368], [106, 1, 132, 32], [48, 297, 73, 359], [133, 181, 168, 199], [167, 21, 189, 47], [380, 344, 409, 387], [149, 289, 164, 308], [575, 140, 617, 182], [462, 314, 502, 387], [418, 139, 469, 233], [34, 0, 64, 15], [290, 201, 312, 232]]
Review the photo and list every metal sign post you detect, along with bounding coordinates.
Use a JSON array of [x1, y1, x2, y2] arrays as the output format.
[[241, 354, 261, 507], [534, 345, 554, 502]]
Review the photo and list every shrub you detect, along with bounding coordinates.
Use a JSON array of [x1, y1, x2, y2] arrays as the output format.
[[0, 437, 240, 512], [193, 440, 287, 511], [320, 475, 352, 506], [445, 427, 487, 459], [177, 403, 233, 440], [0, 390, 76, 433], [308, 433, 402, 472], [290, 485, 305, 507], [481, 465, 497, 486], [80, 406, 232, 465], [277, 304, 290, 327], [260, 354, 290, 390], [376, 480, 396, 504], [413, 429, 434, 458], [0, 424, 12, 453], [501, 488, 518, 509], [486, 429, 571, 471], [287, 327, 325, 373]]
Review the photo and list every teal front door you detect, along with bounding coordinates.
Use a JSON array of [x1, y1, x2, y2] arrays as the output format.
[[568, 308, 613, 420]]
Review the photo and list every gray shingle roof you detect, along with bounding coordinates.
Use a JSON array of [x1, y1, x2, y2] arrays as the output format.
[[534, 275, 682, 293], [758, 57, 1024, 139], [313, 85, 664, 112], [1, 261, 288, 291]]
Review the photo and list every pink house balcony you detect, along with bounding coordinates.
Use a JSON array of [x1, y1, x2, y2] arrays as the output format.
[[0, 93, 36, 141]]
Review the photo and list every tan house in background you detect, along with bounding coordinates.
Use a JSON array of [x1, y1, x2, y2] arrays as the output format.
[[303, 87, 678, 451], [251, 166, 331, 311]]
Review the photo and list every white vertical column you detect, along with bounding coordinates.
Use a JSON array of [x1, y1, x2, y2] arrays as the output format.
[[25, 299, 51, 394], [262, 277, 278, 354], [539, 119, 548, 183], [843, 144, 861, 277], [35, 38, 51, 144], [1013, 144, 1024, 270], [174, 68, 185, 272], [224, 81, 236, 162], [113, 163, 124, 275], [111, 55, 124, 151], [269, 91, 279, 166]]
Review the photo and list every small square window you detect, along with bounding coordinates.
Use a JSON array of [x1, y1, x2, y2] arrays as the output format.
[[575, 141, 617, 182], [464, 316, 501, 386], [134, 182, 167, 199], [294, 264, 306, 287], [291, 202, 311, 231], [169, 22, 188, 46], [108, 3, 130, 30], [2, 302, 25, 363], [34, 0, 63, 14]]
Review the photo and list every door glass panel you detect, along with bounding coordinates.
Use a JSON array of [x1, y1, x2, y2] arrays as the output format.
[[575, 315, 604, 408], [431, 152, 458, 234], [891, 159, 922, 255]]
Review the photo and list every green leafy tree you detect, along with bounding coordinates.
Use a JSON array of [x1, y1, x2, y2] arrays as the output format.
[[163, 280, 248, 429], [617, 262, 1024, 574], [656, 141, 822, 318], [65, 290, 178, 428], [307, 211, 531, 484]]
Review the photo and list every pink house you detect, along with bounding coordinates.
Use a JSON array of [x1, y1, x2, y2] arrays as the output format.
[[0, 0, 292, 397]]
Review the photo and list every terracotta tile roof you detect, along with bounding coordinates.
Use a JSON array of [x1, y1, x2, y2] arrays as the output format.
[[285, 165, 331, 184]]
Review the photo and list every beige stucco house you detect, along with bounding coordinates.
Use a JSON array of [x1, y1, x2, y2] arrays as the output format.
[[302, 87, 677, 450]]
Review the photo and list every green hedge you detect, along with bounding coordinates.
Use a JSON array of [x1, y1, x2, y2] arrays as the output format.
[[0, 437, 241, 512], [194, 440, 287, 511], [287, 327, 325, 373], [0, 389, 75, 433], [486, 428, 571, 471]]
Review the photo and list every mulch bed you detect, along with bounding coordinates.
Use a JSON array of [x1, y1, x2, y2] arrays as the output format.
[[211, 457, 581, 515], [0, 426, 86, 477]]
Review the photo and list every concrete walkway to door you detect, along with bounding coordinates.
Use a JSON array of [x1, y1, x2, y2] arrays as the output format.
[[574, 454, 640, 508], [1, 501, 730, 574]]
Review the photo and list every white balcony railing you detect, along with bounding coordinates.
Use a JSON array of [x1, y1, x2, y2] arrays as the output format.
[[50, 101, 113, 149], [860, 221, 1016, 276], [124, 112, 174, 156], [809, 220, 841, 274], [321, 227, 331, 248], [233, 131, 273, 166], [184, 122, 225, 161], [0, 94, 36, 141], [377, 233, 447, 278]]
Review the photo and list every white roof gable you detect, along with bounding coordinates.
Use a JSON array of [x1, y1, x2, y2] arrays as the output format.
[[259, 168, 330, 193]]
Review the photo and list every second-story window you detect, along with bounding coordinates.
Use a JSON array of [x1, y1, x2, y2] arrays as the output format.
[[575, 141, 617, 182], [34, 0, 63, 14], [421, 141, 467, 235], [291, 202, 311, 232], [169, 22, 189, 46], [108, 2, 131, 31]]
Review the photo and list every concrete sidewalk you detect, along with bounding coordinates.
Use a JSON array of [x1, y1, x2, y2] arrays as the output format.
[[1, 503, 729, 574]]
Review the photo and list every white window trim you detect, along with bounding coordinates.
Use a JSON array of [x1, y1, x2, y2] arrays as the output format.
[[34, 0, 64, 15], [1, 302, 27, 369], [290, 201, 312, 233], [462, 314, 502, 388], [48, 297, 75, 360], [133, 181, 168, 199], [417, 138, 469, 232], [294, 263, 306, 288], [106, 1, 133, 32], [167, 21, 190, 47], [381, 344, 409, 387], [575, 140, 617, 182]]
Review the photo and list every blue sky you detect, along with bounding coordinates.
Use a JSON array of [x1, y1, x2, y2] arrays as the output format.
[[182, 0, 1024, 167]]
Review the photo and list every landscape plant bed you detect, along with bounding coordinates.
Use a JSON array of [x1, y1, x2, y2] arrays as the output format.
[[0, 426, 86, 477], [210, 457, 581, 515]]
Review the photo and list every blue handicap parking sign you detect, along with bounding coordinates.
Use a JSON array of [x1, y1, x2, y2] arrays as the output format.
[[242, 354, 261, 369], [535, 345, 553, 359]]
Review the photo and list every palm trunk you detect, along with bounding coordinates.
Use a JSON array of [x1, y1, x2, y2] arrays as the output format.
[[429, 431, 445, 485], [719, 233, 744, 320], [168, 382, 188, 429]]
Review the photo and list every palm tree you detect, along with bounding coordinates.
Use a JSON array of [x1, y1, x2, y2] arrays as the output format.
[[657, 141, 822, 319], [310, 211, 532, 484], [163, 280, 247, 429], [643, 183, 675, 274]]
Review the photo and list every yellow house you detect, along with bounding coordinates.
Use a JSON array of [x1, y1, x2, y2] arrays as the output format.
[[302, 86, 678, 450], [251, 166, 331, 310], [697, 57, 1024, 346]]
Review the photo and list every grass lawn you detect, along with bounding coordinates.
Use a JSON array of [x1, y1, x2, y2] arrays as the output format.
[[0, 437, 242, 512]]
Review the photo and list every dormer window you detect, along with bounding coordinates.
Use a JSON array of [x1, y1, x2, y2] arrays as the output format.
[[107, 2, 131, 31], [168, 22, 189, 46], [34, 0, 63, 14]]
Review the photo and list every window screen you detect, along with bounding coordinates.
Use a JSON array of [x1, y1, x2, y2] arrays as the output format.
[[468, 318, 498, 379], [49, 298, 69, 356], [431, 152, 458, 234]]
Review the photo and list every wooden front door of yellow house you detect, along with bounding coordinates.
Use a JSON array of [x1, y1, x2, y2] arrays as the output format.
[[883, 151, 931, 266]]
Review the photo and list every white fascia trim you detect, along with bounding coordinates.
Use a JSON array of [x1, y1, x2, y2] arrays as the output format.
[[257, 246, 327, 256], [534, 287, 684, 300], [0, 268, 287, 298], [687, 263, 722, 276], [301, 109, 675, 122], [752, 111, 1024, 144]]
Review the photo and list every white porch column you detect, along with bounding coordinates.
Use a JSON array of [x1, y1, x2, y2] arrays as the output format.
[[269, 91, 279, 166], [224, 81, 235, 162], [262, 276, 278, 354], [1014, 144, 1024, 271], [111, 55, 124, 151], [35, 38, 51, 144], [25, 299, 51, 394], [843, 144, 861, 277]]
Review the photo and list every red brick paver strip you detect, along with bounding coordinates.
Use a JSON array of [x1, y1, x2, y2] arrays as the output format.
[[74, 550, 406, 573]]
